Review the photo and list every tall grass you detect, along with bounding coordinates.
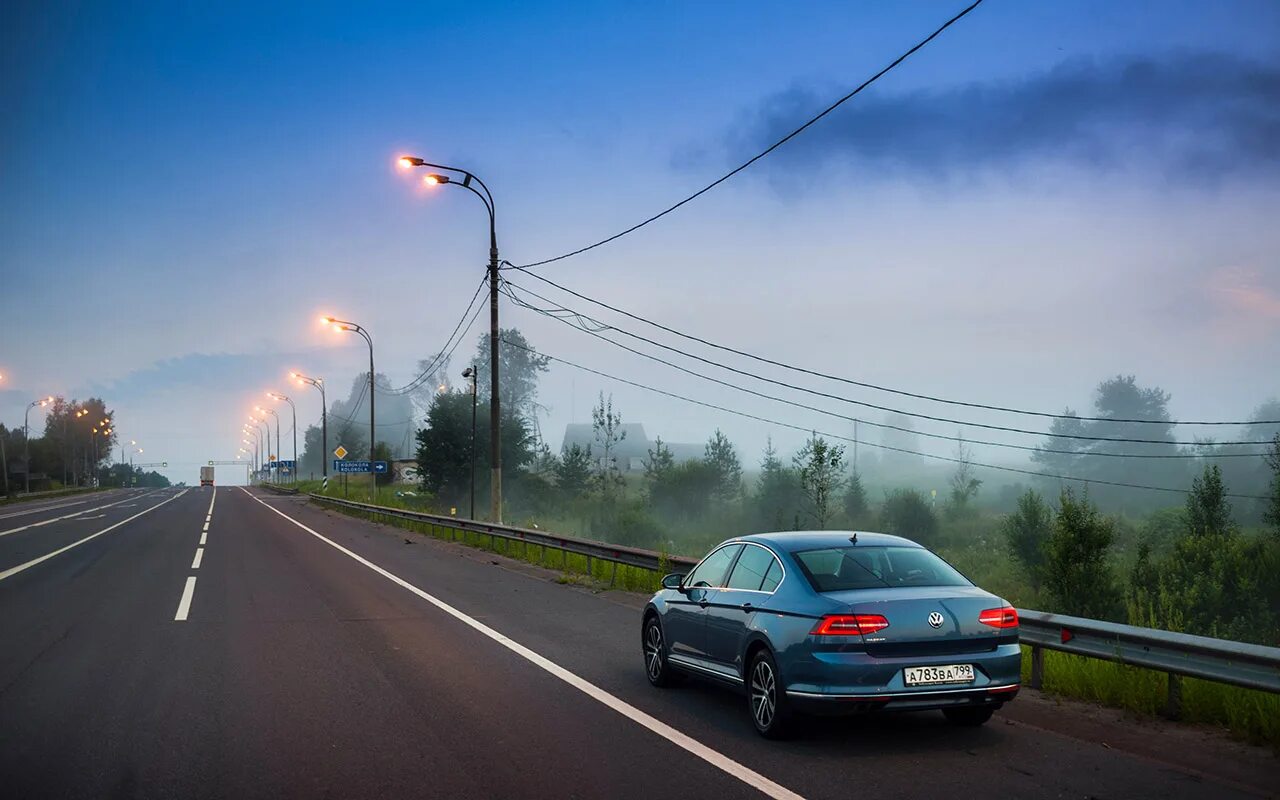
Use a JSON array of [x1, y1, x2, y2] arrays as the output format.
[[1022, 646, 1280, 749]]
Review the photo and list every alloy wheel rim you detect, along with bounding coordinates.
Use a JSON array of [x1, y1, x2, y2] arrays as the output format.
[[645, 623, 664, 681], [751, 660, 776, 728]]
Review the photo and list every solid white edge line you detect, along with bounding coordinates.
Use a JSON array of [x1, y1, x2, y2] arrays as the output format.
[[0, 496, 92, 520], [191, 548, 203, 569], [174, 576, 197, 621], [240, 487, 805, 800], [0, 489, 164, 538], [199, 530, 207, 545], [0, 490, 188, 583]]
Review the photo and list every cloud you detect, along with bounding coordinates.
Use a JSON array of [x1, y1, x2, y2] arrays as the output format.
[[722, 52, 1280, 181]]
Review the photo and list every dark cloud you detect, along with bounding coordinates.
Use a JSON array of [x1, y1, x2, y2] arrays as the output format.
[[726, 52, 1280, 180]]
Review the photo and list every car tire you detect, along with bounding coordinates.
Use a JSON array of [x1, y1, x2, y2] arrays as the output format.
[[643, 616, 679, 687], [942, 706, 995, 727], [747, 648, 793, 739]]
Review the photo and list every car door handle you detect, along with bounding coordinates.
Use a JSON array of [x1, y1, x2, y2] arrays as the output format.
[[741, 603, 754, 613]]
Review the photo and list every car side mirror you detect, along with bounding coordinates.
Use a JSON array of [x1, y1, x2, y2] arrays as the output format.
[[661, 573, 686, 592]]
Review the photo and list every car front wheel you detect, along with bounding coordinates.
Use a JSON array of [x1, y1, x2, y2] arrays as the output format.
[[643, 616, 678, 687], [748, 649, 793, 738]]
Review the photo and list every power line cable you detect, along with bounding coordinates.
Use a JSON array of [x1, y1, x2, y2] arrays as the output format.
[[508, 266, 1279, 428], [379, 276, 487, 395], [503, 337, 1269, 501], [502, 282, 1274, 448], [510, 0, 986, 270]]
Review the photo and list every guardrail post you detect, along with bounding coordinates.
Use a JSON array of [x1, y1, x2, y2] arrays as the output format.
[[610, 561, 618, 588], [587, 555, 594, 579], [1164, 673, 1182, 721], [1029, 645, 1044, 689]]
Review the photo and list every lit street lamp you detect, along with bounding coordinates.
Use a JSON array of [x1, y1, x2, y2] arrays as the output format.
[[24, 396, 54, 493], [321, 316, 376, 487], [398, 155, 503, 522], [267, 392, 297, 484], [292, 371, 327, 479]]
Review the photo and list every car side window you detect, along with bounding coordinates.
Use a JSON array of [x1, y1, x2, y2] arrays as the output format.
[[758, 558, 783, 592], [686, 544, 743, 588], [726, 545, 778, 591]]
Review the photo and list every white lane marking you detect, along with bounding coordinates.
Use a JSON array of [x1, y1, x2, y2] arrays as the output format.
[[207, 488, 216, 516], [240, 488, 805, 800], [0, 490, 188, 583], [191, 548, 204, 569], [0, 490, 161, 538], [0, 497, 93, 520], [174, 576, 197, 621], [202, 522, 209, 532], [199, 530, 207, 545]]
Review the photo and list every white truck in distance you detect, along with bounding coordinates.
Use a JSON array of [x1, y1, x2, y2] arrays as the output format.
[[200, 466, 215, 487]]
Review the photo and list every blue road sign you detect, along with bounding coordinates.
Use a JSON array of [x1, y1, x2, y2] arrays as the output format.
[[272, 460, 296, 471], [333, 460, 389, 474]]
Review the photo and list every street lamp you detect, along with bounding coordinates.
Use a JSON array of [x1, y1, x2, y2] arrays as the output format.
[[248, 416, 270, 479], [23, 396, 54, 493], [267, 392, 297, 484], [321, 315, 376, 478], [398, 155, 503, 522], [252, 410, 278, 483], [462, 366, 478, 520], [292, 371, 327, 479]]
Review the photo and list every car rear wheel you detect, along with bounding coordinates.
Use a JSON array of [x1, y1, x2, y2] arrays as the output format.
[[942, 706, 994, 727], [643, 617, 679, 687], [748, 649, 793, 739]]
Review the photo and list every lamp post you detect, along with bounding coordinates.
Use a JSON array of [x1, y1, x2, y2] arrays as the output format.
[[248, 416, 270, 480], [462, 365, 478, 520], [322, 316, 375, 494], [242, 432, 260, 476], [24, 396, 54, 493], [292, 371, 327, 479], [267, 392, 297, 484], [398, 155, 503, 522], [254, 409, 279, 484]]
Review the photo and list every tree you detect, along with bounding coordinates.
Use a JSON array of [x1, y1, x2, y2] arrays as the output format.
[[555, 443, 593, 500], [881, 489, 939, 544], [1002, 489, 1052, 592], [843, 468, 871, 528], [591, 393, 626, 502], [472, 328, 550, 421], [947, 438, 982, 519], [415, 391, 534, 512], [1043, 489, 1119, 619], [704, 429, 742, 505], [794, 434, 845, 528], [1265, 434, 1280, 538], [643, 438, 675, 501], [1185, 464, 1233, 538], [754, 438, 801, 531]]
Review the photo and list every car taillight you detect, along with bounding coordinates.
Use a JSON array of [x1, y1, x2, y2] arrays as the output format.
[[979, 606, 1018, 629], [811, 614, 890, 636]]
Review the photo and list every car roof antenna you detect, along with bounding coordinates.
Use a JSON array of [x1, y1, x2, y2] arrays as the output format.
[[849, 533, 858, 544]]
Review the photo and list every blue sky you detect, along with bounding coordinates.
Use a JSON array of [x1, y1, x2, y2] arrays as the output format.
[[2, 1, 1278, 485]]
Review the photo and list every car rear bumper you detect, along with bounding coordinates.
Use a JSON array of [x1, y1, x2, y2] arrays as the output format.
[[786, 682, 1019, 714]]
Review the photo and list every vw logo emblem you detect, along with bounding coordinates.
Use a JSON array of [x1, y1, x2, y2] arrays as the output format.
[[927, 612, 944, 629]]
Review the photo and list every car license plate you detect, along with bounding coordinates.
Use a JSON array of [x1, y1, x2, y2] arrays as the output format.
[[904, 664, 975, 686]]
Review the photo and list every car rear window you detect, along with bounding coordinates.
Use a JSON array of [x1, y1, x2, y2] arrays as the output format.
[[793, 546, 971, 592]]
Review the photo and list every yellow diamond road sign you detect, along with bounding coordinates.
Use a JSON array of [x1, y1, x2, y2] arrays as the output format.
[[333, 445, 348, 459]]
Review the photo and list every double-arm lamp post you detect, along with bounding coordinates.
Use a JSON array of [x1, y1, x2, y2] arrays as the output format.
[[397, 156, 503, 523], [267, 392, 297, 484]]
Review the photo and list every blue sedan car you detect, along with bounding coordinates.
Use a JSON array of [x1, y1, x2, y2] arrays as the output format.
[[642, 531, 1021, 737]]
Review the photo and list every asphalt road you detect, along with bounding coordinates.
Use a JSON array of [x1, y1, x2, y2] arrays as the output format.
[[0, 486, 1273, 799]]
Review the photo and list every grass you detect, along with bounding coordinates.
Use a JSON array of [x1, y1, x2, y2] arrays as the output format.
[[0, 485, 108, 506], [1022, 646, 1280, 749]]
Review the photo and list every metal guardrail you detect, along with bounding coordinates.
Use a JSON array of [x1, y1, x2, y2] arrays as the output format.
[[259, 484, 299, 495], [306, 493, 1280, 716]]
